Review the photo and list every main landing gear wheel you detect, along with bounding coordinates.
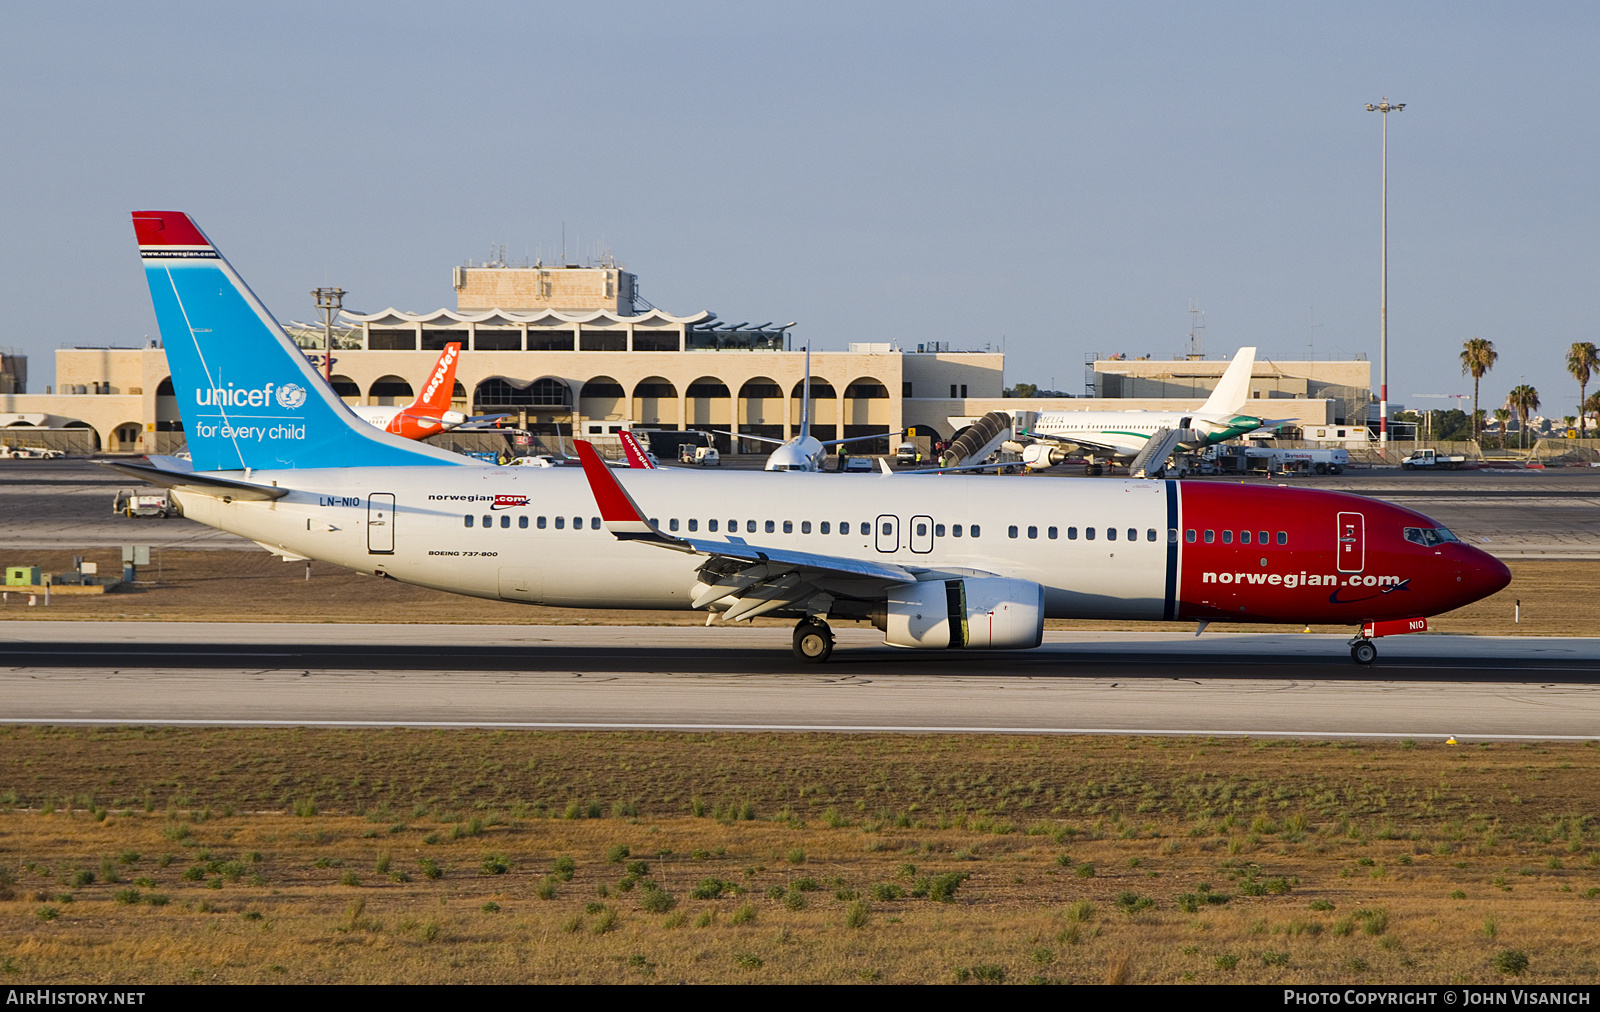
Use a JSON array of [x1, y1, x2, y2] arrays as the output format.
[[793, 620, 834, 663], [1350, 641, 1377, 665], [1087, 463, 1104, 477]]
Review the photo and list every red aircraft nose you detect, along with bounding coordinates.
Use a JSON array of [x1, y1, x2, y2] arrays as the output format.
[[1456, 544, 1511, 607]]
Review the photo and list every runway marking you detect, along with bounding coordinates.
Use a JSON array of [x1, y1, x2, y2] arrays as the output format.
[[2, 717, 1596, 741]]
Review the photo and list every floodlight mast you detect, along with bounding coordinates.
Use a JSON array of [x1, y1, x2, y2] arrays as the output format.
[[1366, 98, 1404, 448], [312, 287, 345, 384]]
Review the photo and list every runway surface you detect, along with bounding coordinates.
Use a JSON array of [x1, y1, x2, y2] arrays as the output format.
[[3, 622, 1598, 740]]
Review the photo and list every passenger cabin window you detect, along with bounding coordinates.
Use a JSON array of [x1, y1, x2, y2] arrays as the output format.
[[555, 516, 565, 529], [1204, 530, 1215, 543], [1008, 526, 1018, 539], [1047, 526, 1057, 540], [1068, 527, 1078, 540], [935, 524, 946, 537], [747, 520, 757, 534], [669, 518, 679, 532], [1240, 530, 1251, 544], [1085, 527, 1096, 541], [1221, 530, 1233, 544], [501, 515, 510, 528], [1147, 529, 1157, 542], [784, 521, 793, 534], [1027, 526, 1037, 539], [518, 516, 528, 529], [916, 522, 928, 537], [766, 520, 775, 534], [1276, 531, 1287, 545], [1127, 528, 1136, 542], [464, 515, 474, 528], [971, 525, 981, 538], [801, 521, 811, 534], [538, 516, 547, 529], [1185, 529, 1196, 543], [592, 518, 601, 530], [1259, 531, 1269, 545], [820, 521, 830, 534], [708, 519, 718, 532], [1107, 528, 1117, 541], [952, 524, 963, 537], [482, 515, 492, 528]]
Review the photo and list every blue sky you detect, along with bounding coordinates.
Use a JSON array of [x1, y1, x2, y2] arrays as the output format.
[[3, 2, 1596, 417]]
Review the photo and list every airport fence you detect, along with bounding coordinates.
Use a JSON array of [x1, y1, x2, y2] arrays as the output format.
[[1, 427, 102, 455]]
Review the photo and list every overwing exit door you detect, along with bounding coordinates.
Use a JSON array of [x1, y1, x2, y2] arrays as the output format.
[[1336, 511, 1364, 573], [875, 514, 900, 553], [368, 493, 395, 554]]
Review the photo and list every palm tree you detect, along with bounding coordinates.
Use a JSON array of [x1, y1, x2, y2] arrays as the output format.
[[1460, 338, 1498, 441], [1586, 391, 1600, 437], [1507, 385, 1540, 451], [1567, 342, 1599, 438]]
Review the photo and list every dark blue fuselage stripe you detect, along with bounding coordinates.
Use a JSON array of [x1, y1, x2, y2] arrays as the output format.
[[1163, 479, 1179, 620]]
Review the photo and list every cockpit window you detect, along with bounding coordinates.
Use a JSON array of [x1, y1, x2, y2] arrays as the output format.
[[1403, 526, 1453, 547]]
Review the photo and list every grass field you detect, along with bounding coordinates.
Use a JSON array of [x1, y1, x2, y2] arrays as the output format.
[[2, 727, 1598, 984], [0, 549, 1590, 636]]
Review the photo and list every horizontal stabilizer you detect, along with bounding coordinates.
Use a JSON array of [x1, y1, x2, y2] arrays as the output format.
[[96, 460, 288, 501]]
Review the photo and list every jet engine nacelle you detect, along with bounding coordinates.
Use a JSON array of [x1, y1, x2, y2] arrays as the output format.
[[441, 410, 467, 428], [877, 577, 1044, 649], [1021, 442, 1071, 470]]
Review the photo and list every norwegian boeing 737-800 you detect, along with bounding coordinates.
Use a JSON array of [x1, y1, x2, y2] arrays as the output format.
[[111, 211, 1510, 664]]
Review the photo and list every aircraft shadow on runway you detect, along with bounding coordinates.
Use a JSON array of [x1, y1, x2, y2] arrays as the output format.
[[4, 641, 1600, 683]]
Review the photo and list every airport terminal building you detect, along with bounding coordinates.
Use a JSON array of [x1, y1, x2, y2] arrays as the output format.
[[0, 255, 1370, 454]]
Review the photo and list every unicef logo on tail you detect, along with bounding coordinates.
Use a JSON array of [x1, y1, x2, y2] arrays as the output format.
[[275, 383, 308, 410]]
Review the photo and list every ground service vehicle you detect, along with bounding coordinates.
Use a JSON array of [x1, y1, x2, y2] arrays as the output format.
[[1401, 449, 1469, 470], [110, 211, 1511, 666]]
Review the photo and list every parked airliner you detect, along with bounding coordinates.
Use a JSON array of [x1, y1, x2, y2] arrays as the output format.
[[352, 342, 468, 439], [111, 211, 1510, 664], [720, 346, 899, 471], [1017, 348, 1268, 474]]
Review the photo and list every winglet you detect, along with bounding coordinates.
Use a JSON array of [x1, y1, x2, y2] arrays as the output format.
[[573, 439, 670, 540], [618, 430, 656, 469]]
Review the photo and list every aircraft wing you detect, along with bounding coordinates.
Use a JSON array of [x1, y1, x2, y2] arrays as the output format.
[[711, 430, 786, 447], [573, 440, 922, 620], [816, 429, 905, 449], [1020, 429, 1136, 458], [454, 413, 515, 429]]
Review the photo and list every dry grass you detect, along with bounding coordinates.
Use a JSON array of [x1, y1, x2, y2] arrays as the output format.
[[0, 549, 1589, 636], [2, 728, 1599, 983]]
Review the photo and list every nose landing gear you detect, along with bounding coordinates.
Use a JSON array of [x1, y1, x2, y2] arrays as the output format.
[[793, 619, 834, 663]]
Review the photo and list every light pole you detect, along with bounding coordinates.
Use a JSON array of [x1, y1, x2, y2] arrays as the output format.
[[311, 287, 345, 384], [1366, 98, 1404, 449]]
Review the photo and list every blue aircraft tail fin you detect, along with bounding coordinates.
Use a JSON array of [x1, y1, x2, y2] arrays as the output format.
[[132, 211, 465, 471]]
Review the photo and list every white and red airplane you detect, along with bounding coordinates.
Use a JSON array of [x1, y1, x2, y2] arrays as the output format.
[[352, 342, 468, 440], [112, 211, 1512, 664]]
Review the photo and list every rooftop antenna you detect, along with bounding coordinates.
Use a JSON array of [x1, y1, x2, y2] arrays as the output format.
[[1309, 306, 1323, 362], [1186, 300, 1206, 360], [562, 222, 567, 266]]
